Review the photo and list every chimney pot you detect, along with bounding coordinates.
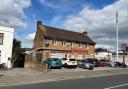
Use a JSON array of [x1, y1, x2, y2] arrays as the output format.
[[83, 31, 87, 35], [37, 21, 42, 25]]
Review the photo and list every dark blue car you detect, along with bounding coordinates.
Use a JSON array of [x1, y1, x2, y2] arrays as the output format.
[[44, 58, 62, 69]]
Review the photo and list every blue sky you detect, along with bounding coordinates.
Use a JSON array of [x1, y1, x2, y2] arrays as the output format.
[[25, 0, 116, 27], [0, 0, 128, 51]]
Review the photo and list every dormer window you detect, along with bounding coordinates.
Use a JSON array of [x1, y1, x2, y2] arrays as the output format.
[[71, 42, 74, 47], [79, 43, 82, 48], [52, 40, 57, 45], [62, 41, 66, 46]]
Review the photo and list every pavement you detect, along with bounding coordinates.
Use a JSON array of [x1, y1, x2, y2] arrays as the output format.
[[0, 67, 128, 87]]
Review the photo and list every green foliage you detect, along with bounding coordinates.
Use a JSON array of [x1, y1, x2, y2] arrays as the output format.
[[12, 38, 21, 53], [11, 38, 25, 62]]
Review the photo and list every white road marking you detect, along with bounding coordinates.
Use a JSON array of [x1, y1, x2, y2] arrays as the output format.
[[104, 83, 128, 89]]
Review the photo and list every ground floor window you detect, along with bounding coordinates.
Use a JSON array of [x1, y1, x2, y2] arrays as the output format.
[[78, 54, 83, 59]]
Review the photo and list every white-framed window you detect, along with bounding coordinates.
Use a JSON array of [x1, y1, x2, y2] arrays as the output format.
[[67, 42, 70, 47], [85, 44, 87, 48], [71, 42, 74, 47], [85, 44, 88, 48], [79, 43, 82, 48], [52, 40, 57, 45], [62, 41, 66, 46], [0, 33, 4, 45]]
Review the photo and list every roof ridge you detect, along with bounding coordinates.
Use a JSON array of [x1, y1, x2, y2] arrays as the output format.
[[44, 25, 85, 35], [41, 25, 95, 44]]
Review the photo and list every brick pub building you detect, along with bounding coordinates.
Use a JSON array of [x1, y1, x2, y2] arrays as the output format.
[[34, 21, 95, 62]]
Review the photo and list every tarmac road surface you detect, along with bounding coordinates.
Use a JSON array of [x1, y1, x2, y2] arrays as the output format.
[[0, 74, 128, 89]]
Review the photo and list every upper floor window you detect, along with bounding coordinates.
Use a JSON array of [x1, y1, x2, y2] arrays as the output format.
[[71, 42, 74, 47], [62, 41, 66, 46], [52, 40, 57, 45], [85, 44, 88, 48], [79, 43, 82, 48], [0, 33, 4, 45]]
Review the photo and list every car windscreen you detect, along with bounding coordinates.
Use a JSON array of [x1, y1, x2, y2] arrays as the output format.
[[61, 58, 67, 60], [69, 59, 75, 61], [52, 58, 60, 61], [82, 60, 89, 63]]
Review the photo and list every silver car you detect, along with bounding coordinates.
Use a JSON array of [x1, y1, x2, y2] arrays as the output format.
[[77, 59, 94, 70], [107, 61, 118, 67]]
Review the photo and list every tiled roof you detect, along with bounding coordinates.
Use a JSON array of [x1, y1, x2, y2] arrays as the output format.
[[43, 25, 95, 45]]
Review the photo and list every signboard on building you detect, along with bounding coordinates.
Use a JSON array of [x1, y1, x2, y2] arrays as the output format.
[[121, 44, 127, 51]]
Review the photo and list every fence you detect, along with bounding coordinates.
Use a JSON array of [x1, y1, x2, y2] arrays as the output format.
[[24, 53, 49, 72]]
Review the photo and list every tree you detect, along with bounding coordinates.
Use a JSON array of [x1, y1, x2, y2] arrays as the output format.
[[12, 38, 25, 62], [12, 38, 21, 53]]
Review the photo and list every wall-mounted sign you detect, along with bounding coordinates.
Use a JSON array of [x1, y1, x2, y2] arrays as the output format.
[[121, 44, 127, 51]]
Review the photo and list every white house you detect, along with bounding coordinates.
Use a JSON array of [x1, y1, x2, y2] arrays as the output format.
[[112, 51, 128, 65], [95, 48, 112, 60], [0, 26, 14, 68]]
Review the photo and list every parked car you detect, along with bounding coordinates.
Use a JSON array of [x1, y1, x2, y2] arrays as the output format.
[[61, 58, 77, 68], [99, 60, 108, 67], [77, 59, 94, 70], [76, 59, 82, 67], [87, 58, 99, 67], [44, 58, 62, 69], [114, 62, 127, 68], [107, 61, 118, 67]]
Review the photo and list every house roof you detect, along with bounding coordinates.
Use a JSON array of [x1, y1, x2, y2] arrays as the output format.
[[36, 20, 95, 45], [42, 25, 95, 45], [95, 48, 111, 53]]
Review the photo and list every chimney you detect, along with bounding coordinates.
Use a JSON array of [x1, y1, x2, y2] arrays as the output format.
[[37, 21, 43, 31], [83, 31, 87, 35], [37, 21, 46, 34], [37, 21, 42, 26]]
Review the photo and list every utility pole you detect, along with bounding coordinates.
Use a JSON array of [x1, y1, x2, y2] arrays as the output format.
[[116, 11, 119, 61]]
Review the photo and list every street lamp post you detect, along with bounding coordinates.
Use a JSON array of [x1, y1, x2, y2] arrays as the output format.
[[116, 11, 119, 62]]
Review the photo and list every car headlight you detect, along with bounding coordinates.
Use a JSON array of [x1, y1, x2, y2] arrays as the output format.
[[86, 64, 89, 67]]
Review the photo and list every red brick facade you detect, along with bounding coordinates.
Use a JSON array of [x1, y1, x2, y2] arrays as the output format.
[[34, 21, 95, 62]]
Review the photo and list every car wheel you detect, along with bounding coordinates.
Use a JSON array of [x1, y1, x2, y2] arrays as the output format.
[[82, 65, 86, 69], [64, 63, 68, 68], [89, 68, 94, 70], [108, 64, 111, 67], [59, 67, 62, 69], [48, 65, 51, 69], [73, 66, 76, 68]]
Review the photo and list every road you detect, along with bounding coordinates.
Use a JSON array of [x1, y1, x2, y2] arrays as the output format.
[[0, 74, 128, 89]]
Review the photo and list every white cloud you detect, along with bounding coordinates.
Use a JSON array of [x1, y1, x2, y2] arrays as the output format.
[[39, 0, 59, 8], [64, 0, 128, 51], [18, 32, 35, 48], [51, 15, 62, 25], [39, 0, 85, 12], [25, 33, 35, 41], [0, 0, 31, 29]]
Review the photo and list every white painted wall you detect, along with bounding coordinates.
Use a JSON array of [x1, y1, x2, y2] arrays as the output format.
[[0, 26, 14, 68], [95, 52, 112, 60], [51, 53, 65, 59]]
